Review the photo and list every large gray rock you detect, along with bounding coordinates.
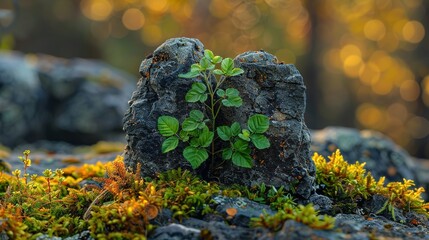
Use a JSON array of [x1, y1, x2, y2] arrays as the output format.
[[218, 51, 315, 199], [311, 127, 420, 185], [123, 38, 205, 176], [124, 39, 315, 200], [0, 52, 135, 147], [0, 52, 47, 146]]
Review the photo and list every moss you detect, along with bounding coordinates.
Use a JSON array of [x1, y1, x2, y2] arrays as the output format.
[[313, 149, 429, 219], [1, 149, 428, 238]]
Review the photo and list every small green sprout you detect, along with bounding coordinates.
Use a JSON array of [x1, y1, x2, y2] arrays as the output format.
[[157, 49, 270, 170]]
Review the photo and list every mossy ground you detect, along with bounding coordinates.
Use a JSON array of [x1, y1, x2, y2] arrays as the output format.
[[0, 149, 428, 239]]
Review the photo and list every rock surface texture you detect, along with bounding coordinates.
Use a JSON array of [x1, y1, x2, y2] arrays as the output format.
[[219, 51, 315, 199], [123, 38, 315, 200], [123, 38, 205, 176]]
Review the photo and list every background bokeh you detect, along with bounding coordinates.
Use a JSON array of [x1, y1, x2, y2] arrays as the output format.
[[1, 0, 429, 159]]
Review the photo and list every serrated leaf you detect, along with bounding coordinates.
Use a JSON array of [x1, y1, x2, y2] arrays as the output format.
[[183, 147, 208, 169], [222, 148, 232, 160], [182, 118, 199, 132], [230, 122, 241, 136], [250, 134, 270, 149], [222, 96, 242, 107], [178, 71, 200, 79], [162, 136, 179, 153], [221, 58, 234, 73], [185, 89, 202, 103], [189, 110, 204, 122], [157, 116, 179, 137], [204, 49, 214, 60], [217, 126, 232, 141], [233, 139, 249, 152], [192, 82, 207, 93], [216, 89, 225, 97], [248, 114, 270, 133], [232, 151, 252, 168]]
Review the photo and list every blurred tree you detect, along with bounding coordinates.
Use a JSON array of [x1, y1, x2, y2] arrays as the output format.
[[1, 0, 429, 158]]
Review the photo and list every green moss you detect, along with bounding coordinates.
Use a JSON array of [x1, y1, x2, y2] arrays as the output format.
[[1, 149, 428, 238]]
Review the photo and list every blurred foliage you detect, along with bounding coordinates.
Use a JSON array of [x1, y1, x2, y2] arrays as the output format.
[[0, 0, 428, 158]]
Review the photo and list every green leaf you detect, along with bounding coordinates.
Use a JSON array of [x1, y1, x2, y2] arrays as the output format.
[[189, 110, 204, 121], [216, 89, 225, 97], [185, 89, 201, 103], [192, 82, 207, 93], [183, 147, 208, 169], [157, 116, 179, 137], [217, 126, 232, 141], [179, 130, 189, 142], [162, 136, 179, 153], [178, 71, 200, 79], [200, 58, 215, 70], [182, 118, 199, 132], [222, 148, 232, 160], [233, 139, 249, 152], [190, 63, 203, 72], [197, 122, 206, 129], [238, 129, 251, 141], [225, 88, 239, 97], [204, 50, 215, 60], [248, 114, 270, 133], [232, 151, 253, 168], [213, 56, 222, 64], [221, 58, 234, 73], [213, 69, 224, 75], [230, 122, 241, 136], [250, 134, 270, 149], [229, 68, 244, 76], [198, 93, 208, 103], [198, 130, 214, 148], [222, 96, 242, 107], [189, 138, 200, 147]]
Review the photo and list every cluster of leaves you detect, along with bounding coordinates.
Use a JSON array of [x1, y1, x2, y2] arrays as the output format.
[[157, 49, 270, 169], [313, 149, 429, 220]]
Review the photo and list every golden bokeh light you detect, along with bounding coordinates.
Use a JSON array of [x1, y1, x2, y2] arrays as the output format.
[[359, 63, 381, 86], [122, 8, 145, 31], [356, 103, 385, 129], [400, 79, 420, 101], [80, 0, 113, 22], [364, 19, 386, 41], [402, 20, 425, 43], [140, 24, 163, 46], [144, 0, 169, 13], [343, 55, 363, 77]]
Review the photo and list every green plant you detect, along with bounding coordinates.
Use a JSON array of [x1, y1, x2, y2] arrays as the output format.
[[157, 49, 270, 170], [313, 149, 429, 220], [252, 203, 335, 231]]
